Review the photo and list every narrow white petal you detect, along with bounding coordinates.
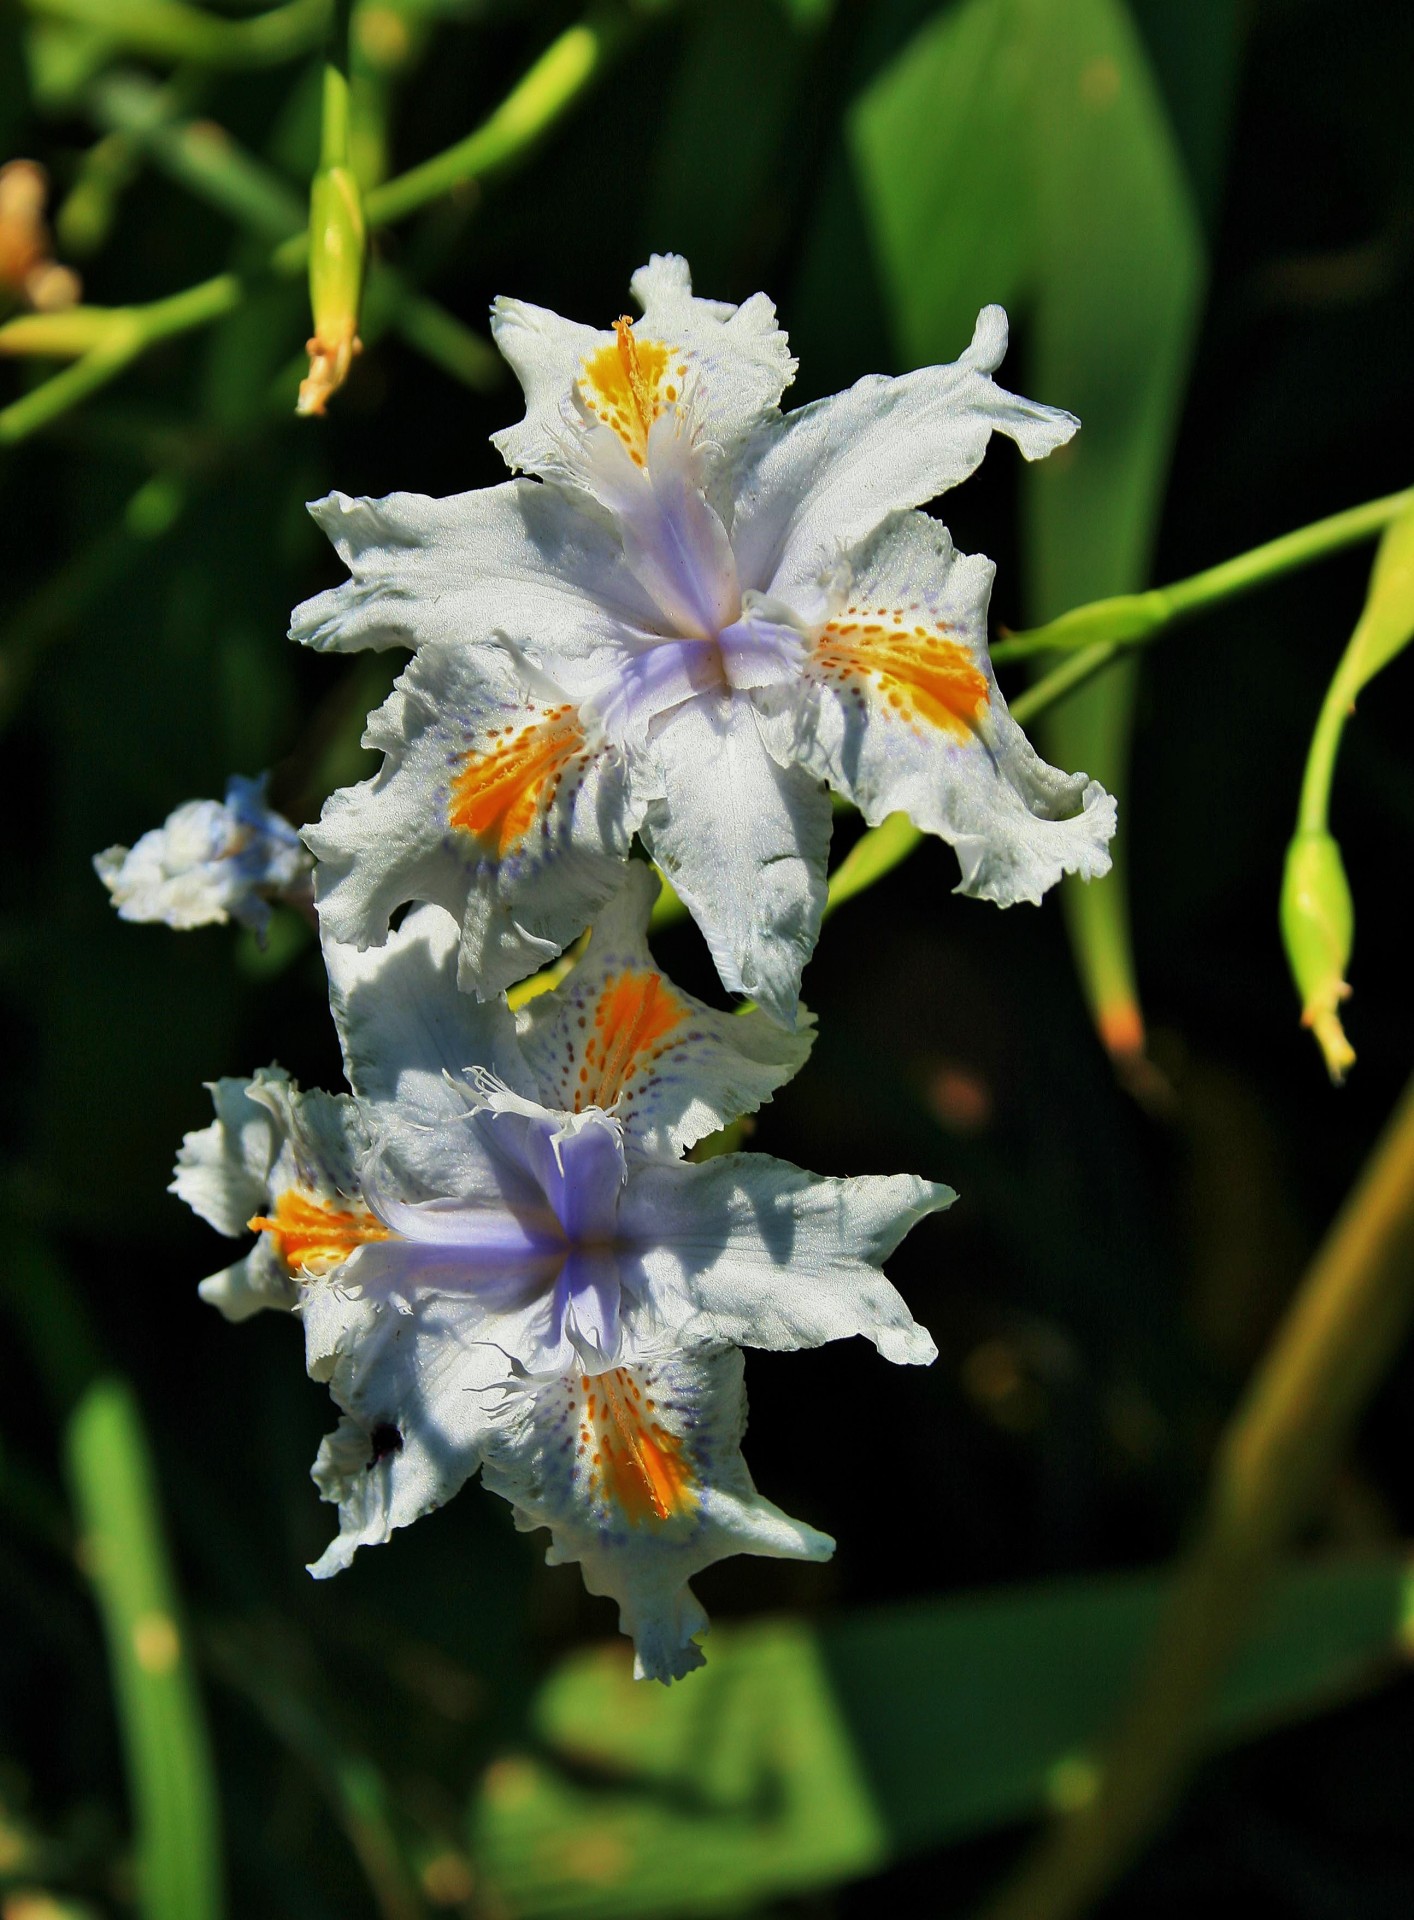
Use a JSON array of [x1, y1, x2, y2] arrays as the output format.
[[303, 1274, 515, 1576], [639, 693, 832, 1028], [290, 480, 660, 659], [731, 306, 1078, 595]]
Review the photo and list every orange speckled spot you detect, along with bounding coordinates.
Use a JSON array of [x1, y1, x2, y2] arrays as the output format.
[[449, 708, 583, 858], [587, 1370, 694, 1524], [816, 615, 990, 739], [576, 967, 686, 1111], [248, 1190, 389, 1276], [578, 319, 677, 465]]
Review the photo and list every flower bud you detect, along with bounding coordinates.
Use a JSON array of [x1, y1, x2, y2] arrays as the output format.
[[297, 161, 365, 417], [1281, 830, 1355, 1082]]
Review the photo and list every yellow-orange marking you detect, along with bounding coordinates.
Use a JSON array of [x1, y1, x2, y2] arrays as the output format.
[[575, 967, 687, 1111], [577, 318, 686, 467], [579, 1370, 695, 1524], [248, 1189, 389, 1276], [449, 707, 583, 858], [817, 615, 990, 739]]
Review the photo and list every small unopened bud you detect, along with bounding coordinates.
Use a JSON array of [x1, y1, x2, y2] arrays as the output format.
[[297, 162, 365, 417], [1281, 830, 1355, 1083]]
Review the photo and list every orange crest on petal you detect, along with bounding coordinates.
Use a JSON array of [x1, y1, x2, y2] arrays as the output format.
[[248, 1189, 389, 1276], [577, 319, 686, 467], [817, 612, 990, 739], [578, 1369, 696, 1525], [575, 966, 687, 1111], [449, 707, 584, 859]]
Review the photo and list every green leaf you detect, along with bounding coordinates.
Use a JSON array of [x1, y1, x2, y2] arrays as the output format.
[[471, 1555, 1412, 1917], [849, 0, 1219, 1067], [65, 1380, 224, 1920]]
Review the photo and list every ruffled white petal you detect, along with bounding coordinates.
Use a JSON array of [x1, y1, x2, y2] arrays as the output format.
[[762, 511, 1116, 904], [639, 693, 833, 1028], [302, 1262, 517, 1576], [172, 1068, 370, 1321], [731, 306, 1078, 597], [618, 1155, 948, 1365], [479, 1346, 832, 1682], [491, 254, 795, 492], [323, 900, 529, 1109], [290, 481, 661, 658], [516, 862, 814, 1161], [307, 642, 643, 998]]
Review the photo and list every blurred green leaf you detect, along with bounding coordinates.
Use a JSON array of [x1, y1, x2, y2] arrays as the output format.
[[850, 0, 1225, 1066], [65, 1379, 224, 1920], [472, 1555, 1412, 1917]]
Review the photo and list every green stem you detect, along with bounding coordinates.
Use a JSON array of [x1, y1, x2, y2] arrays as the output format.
[[361, 19, 615, 227], [23, 0, 329, 69], [0, 17, 624, 442], [994, 484, 1414, 665], [974, 1070, 1414, 1920], [86, 69, 304, 240]]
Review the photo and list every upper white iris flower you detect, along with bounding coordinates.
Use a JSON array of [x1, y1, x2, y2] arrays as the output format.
[[293, 256, 1116, 1025], [94, 773, 310, 939]]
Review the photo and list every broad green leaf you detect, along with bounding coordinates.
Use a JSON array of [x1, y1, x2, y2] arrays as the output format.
[[471, 1555, 1412, 1918], [849, 0, 1219, 1069]]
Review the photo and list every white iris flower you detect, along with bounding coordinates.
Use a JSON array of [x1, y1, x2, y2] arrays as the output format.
[[293, 256, 1116, 1025], [173, 866, 947, 1655], [94, 773, 310, 938]]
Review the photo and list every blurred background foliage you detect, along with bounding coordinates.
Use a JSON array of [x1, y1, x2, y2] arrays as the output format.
[[3, 0, 1414, 1915]]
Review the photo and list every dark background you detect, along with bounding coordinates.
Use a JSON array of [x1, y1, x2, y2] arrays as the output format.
[[3, 0, 1414, 1914]]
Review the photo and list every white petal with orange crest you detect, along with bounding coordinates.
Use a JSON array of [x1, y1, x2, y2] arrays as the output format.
[[762, 511, 1115, 905], [480, 1345, 832, 1682], [491, 252, 795, 496], [516, 861, 813, 1161], [173, 1067, 376, 1322], [306, 642, 643, 999]]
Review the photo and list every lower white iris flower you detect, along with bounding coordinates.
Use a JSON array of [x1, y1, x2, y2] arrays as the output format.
[[294, 255, 1115, 1024], [94, 773, 310, 938], [174, 867, 947, 1667]]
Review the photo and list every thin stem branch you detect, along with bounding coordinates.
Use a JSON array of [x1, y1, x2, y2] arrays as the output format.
[[973, 1070, 1414, 1920], [0, 16, 625, 441], [994, 484, 1414, 665]]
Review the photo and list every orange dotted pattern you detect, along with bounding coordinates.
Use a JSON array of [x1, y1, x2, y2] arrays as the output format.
[[816, 609, 990, 740], [573, 967, 687, 1112], [247, 1188, 389, 1277], [448, 706, 584, 859], [577, 318, 687, 468], [577, 1368, 695, 1525]]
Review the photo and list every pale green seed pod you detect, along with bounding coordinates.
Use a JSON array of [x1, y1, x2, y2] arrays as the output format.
[[1281, 829, 1355, 1082]]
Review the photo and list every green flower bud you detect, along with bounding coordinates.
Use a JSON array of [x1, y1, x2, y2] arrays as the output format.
[[1281, 830, 1355, 1083], [297, 160, 365, 417]]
